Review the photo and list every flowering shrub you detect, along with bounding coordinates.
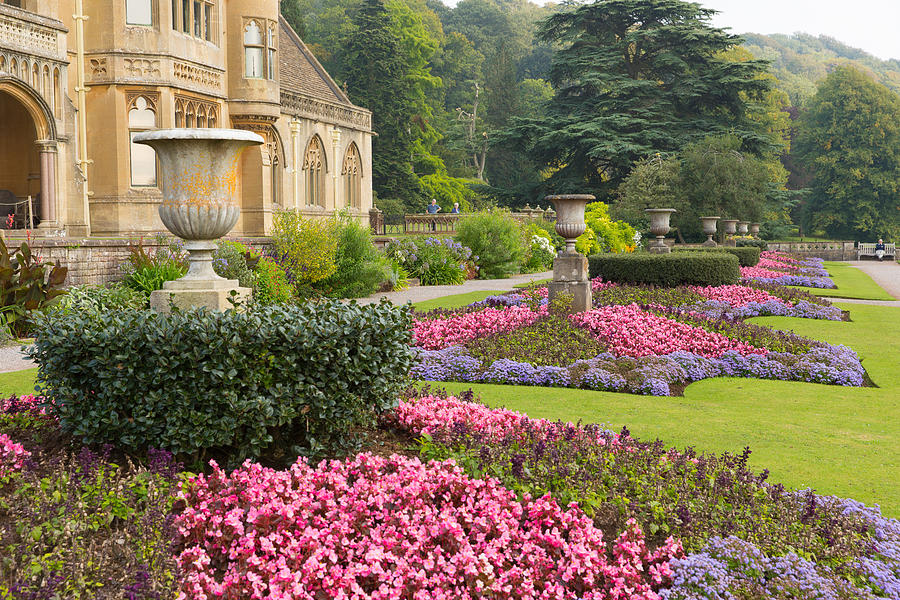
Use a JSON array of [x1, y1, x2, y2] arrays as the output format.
[[270, 210, 339, 286], [570, 304, 766, 358], [0, 433, 29, 479], [413, 305, 545, 350], [175, 452, 683, 599], [576, 202, 638, 254], [522, 226, 556, 272], [456, 210, 527, 279], [385, 236, 475, 285]]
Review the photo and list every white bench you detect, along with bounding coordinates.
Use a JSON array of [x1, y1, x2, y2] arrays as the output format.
[[857, 242, 896, 260]]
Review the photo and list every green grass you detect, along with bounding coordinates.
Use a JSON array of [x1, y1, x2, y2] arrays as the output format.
[[413, 291, 502, 311], [434, 302, 900, 517], [0, 367, 38, 396], [792, 262, 896, 300], [513, 278, 551, 288]]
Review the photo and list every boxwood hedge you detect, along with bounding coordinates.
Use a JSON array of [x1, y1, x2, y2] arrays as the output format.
[[674, 246, 761, 267], [588, 252, 740, 287], [28, 300, 414, 464]]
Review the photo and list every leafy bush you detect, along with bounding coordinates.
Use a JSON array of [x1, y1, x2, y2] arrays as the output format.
[[270, 210, 338, 287], [121, 236, 188, 294], [28, 301, 414, 463], [589, 253, 740, 287], [455, 210, 526, 279], [384, 237, 473, 286], [0, 238, 67, 337], [252, 257, 294, 305], [673, 246, 761, 267], [212, 240, 256, 288], [736, 237, 769, 249], [50, 283, 147, 316], [318, 214, 391, 298], [576, 202, 638, 254], [522, 224, 556, 272]]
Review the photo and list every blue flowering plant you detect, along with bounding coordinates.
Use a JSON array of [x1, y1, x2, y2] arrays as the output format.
[[384, 237, 476, 286]]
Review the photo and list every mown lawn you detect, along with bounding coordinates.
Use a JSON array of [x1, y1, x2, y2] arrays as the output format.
[[796, 261, 896, 300]]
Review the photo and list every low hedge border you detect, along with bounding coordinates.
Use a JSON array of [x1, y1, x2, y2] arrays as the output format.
[[673, 247, 760, 267], [28, 300, 414, 464], [588, 252, 740, 287]]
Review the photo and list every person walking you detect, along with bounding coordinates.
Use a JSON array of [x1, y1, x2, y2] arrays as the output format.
[[426, 198, 441, 231]]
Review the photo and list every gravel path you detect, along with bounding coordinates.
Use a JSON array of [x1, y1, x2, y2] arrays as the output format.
[[0, 343, 34, 374], [846, 260, 900, 301], [356, 271, 553, 306]]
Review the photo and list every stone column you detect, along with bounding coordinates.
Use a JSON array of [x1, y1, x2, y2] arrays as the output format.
[[331, 127, 341, 210], [36, 140, 58, 226], [290, 119, 301, 210]]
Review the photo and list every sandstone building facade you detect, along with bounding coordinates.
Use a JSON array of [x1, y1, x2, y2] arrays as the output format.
[[0, 0, 373, 238]]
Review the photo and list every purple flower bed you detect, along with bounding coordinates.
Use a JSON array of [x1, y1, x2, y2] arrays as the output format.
[[685, 299, 843, 321], [412, 343, 865, 396], [744, 274, 838, 288]]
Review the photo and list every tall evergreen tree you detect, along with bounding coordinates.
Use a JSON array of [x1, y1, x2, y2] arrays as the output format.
[[507, 0, 774, 197], [280, 0, 306, 37], [341, 0, 422, 203], [795, 66, 900, 241]]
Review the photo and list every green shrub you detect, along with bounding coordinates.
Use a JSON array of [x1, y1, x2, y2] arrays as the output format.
[[121, 236, 188, 294], [271, 211, 338, 286], [0, 238, 68, 337], [213, 240, 256, 288], [253, 257, 294, 305], [319, 214, 391, 298], [522, 224, 556, 272], [384, 237, 471, 286], [588, 252, 740, 287], [455, 210, 526, 279], [576, 202, 638, 255], [736, 237, 768, 249], [29, 301, 414, 464], [50, 283, 147, 316], [673, 246, 761, 267]]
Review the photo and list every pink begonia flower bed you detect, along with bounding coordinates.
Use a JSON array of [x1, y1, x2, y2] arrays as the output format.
[[413, 305, 547, 350], [689, 284, 789, 307], [386, 394, 619, 446], [175, 453, 683, 600], [0, 433, 30, 479], [757, 257, 799, 273], [739, 266, 790, 279], [569, 304, 766, 358]]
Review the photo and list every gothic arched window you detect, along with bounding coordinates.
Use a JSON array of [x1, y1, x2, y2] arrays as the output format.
[[303, 135, 326, 208]]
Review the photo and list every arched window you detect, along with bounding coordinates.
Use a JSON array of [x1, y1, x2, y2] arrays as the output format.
[[53, 68, 61, 118], [129, 96, 157, 186], [196, 105, 207, 128], [243, 20, 263, 78], [303, 135, 326, 208], [267, 24, 276, 80], [207, 106, 217, 128], [185, 101, 195, 127], [32, 63, 39, 91], [42, 65, 50, 102], [342, 143, 362, 209], [0, 56, 6, 73], [174, 98, 184, 127], [126, 0, 153, 26], [10, 58, 17, 79]]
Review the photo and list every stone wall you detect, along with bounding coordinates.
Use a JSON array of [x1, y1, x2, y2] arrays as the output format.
[[12, 236, 273, 287], [766, 242, 856, 261]]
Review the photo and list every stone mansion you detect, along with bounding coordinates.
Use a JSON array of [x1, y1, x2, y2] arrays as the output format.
[[0, 0, 373, 238]]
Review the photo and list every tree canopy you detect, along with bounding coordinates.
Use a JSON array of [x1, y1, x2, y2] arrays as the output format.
[[795, 66, 900, 241]]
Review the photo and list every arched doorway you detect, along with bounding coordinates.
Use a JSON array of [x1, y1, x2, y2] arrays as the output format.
[[0, 77, 58, 228]]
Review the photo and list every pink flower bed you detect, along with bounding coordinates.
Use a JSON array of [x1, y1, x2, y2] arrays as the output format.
[[1, 394, 53, 417], [569, 304, 767, 358], [413, 305, 545, 350], [757, 257, 799, 273], [689, 284, 788, 307], [175, 453, 683, 600], [761, 251, 799, 263], [385, 395, 618, 445], [0, 433, 30, 479], [740, 266, 789, 279]]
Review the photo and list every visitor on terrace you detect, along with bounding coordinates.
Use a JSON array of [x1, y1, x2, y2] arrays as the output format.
[[875, 238, 886, 261], [426, 198, 441, 230]]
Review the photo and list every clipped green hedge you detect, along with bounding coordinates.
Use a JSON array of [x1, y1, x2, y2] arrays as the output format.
[[588, 252, 740, 287], [29, 301, 414, 463], [674, 246, 761, 267]]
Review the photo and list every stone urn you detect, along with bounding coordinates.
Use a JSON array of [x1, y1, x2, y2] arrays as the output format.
[[645, 208, 677, 254], [749, 223, 761, 237], [545, 194, 594, 313], [700, 216, 720, 247], [737, 221, 750, 235], [134, 128, 264, 312]]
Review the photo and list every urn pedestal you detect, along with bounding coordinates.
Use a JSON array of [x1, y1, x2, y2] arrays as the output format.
[[545, 194, 593, 313], [134, 129, 264, 313], [645, 208, 677, 253], [700, 216, 720, 247]]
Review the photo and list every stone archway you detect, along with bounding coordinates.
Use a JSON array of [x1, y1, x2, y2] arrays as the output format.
[[0, 76, 58, 227]]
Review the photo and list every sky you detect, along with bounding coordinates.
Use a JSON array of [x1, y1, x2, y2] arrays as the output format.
[[439, 0, 900, 62]]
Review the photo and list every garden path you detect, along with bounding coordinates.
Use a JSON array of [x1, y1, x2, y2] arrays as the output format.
[[357, 270, 553, 306], [0, 343, 34, 373], [847, 260, 900, 301]]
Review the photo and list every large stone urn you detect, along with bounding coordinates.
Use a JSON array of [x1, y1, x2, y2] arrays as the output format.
[[722, 219, 739, 247], [134, 128, 264, 313], [700, 216, 720, 247], [545, 194, 593, 313], [737, 221, 750, 235], [749, 223, 761, 237], [645, 208, 677, 254]]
